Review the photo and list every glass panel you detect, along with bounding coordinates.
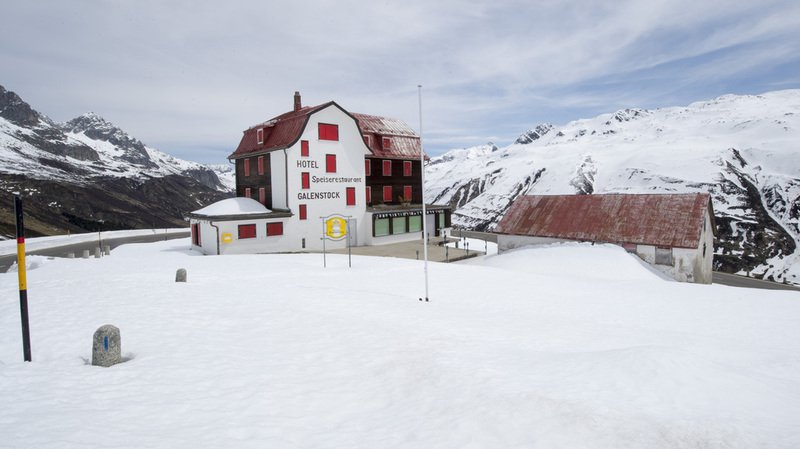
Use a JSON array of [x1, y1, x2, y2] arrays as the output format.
[[374, 218, 390, 237], [408, 215, 422, 232], [392, 217, 406, 234]]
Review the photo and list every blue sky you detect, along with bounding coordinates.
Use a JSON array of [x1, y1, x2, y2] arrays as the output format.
[[2, 0, 799, 163]]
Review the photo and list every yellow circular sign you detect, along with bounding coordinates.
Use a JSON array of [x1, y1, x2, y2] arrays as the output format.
[[325, 216, 347, 240]]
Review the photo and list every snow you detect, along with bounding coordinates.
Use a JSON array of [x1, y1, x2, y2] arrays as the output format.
[[0, 229, 187, 257], [191, 197, 271, 216], [1, 239, 799, 448]]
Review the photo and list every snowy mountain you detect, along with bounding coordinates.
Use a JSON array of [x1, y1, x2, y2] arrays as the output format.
[[0, 84, 233, 236], [426, 90, 800, 283]]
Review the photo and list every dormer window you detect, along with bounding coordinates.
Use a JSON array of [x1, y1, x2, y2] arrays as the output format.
[[257, 128, 264, 144], [382, 137, 391, 150]]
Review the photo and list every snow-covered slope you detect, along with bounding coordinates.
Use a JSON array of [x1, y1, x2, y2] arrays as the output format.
[[426, 90, 800, 282], [1, 239, 799, 448]]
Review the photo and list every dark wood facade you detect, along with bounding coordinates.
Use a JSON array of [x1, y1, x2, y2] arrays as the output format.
[[364, 157, 423, 205], [235, 155, 273, 209]]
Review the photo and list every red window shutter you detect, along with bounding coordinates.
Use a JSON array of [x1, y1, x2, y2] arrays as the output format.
[[382, 137, 391, 149], [257, 128, 264, 144], [301, 140, 309, 157], [301, 172, 310, 189], [258, 156, 264, 175], [319, 123, 339, 141], [403, 161, 412, 177], [259, 187, 266, 204], [364, 159, 371, 176], [365, 186, 371, 204], [346, 187, 355, 206], [382, 160, 392, 176], [244, 159, 250, 177], [245, 187, 251, 198], [266, 222, 283, 236], [326, 154, 337, 173], [404, 185, 412, 201], [299, 204, 307, 220], [383, 185, 392, 203], [238, 224, 256, 239]]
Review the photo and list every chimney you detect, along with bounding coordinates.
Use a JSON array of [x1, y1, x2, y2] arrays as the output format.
[[294, 91, 301, 112]]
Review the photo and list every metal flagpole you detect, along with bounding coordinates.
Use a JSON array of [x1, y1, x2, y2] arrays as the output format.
[[418, 85, 429, 302]]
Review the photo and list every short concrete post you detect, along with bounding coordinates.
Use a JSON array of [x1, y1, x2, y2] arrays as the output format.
[[92, 325, 121, 367], [415, 250, 419, 260], [82, 249, 90, 259], [103, 245, 111, 255], [175, 268, 187, 283], [94, 247, 102, 258], [67, 253, 75, 259]]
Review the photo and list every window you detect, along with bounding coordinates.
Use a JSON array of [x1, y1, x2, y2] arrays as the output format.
[[266, 222, 283, 236], [392, 217, 406, 234], [365, 186, 372, 204], [318, 123, 339, 141], [244, 187, 251, 198], [438, 213, 446, 228], [258, 187, 266, 205], [257, 156, 264, 175], [383, 185, 392, 203], [655, 247, 673, 265], [191, 223, 201, 246], [363, 135, 370, 146], [301, 140, 309, 157], [257, 128, 264, 144], [382, 137, 391, 150], [382, 160, 392, 176], [403, 185, 412, 202], [301, 172, 310, 189], [346, 187, 356, 206], [408, 215, 422, 232], [364, 159, 371, 176], [326, 154, 337, 173], [403, 161, 412, 177], [374, 218, 390, 236], [299, 204, 307, 220], [244, 158, 250, 177], [238, 224, 256, 239]]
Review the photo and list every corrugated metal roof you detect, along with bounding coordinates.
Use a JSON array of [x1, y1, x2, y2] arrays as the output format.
[[494, 193, 713, 249], [228, 102, 424, 160]]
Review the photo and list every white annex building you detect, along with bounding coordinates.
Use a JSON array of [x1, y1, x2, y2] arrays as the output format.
[[494, 193, 716, 283], [187, 92, 451, 255]]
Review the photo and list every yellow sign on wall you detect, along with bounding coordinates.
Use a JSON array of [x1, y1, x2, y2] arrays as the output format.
[[325, 216, 348, 241], [221, 232, 233, 244]]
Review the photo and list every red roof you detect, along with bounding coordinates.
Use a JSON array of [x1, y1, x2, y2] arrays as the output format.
[[495, 193, 714, 249], [352, 113, 423, 160], [229, 103, 424, 160]]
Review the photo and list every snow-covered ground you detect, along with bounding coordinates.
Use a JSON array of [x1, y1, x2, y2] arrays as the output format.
[[0, 229, 188, 257], [1, 240, 799, 448]]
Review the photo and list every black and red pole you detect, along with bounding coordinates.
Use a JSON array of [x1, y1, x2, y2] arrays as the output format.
[[15, 195, 32, 362]]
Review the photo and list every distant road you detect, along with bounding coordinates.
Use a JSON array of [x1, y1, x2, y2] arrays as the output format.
[[0, 231, 189, 272], [713, 272, 800, 292]]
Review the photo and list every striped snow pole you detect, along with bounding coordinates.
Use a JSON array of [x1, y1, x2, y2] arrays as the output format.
[[15, 195, 32, 362]]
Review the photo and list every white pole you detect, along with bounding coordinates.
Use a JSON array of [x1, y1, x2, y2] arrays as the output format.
[[418, 85, 430, 302]]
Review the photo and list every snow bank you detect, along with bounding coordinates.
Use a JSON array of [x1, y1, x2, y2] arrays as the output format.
[[0, 229, 188, 257], [1, 239, 799, 448], [191, 197, 271, 216]]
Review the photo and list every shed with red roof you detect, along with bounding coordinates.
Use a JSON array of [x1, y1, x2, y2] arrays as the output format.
[[495, 193, 715, 283]]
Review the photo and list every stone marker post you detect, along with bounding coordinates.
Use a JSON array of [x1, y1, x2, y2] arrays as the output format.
[[67, 253, 75, 259], [82, 249, 90, 259], [94, 247, 102, 258], [92, 325, 121, 367], [103, 245, 111, 255], [175, 268, 187, 282]]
